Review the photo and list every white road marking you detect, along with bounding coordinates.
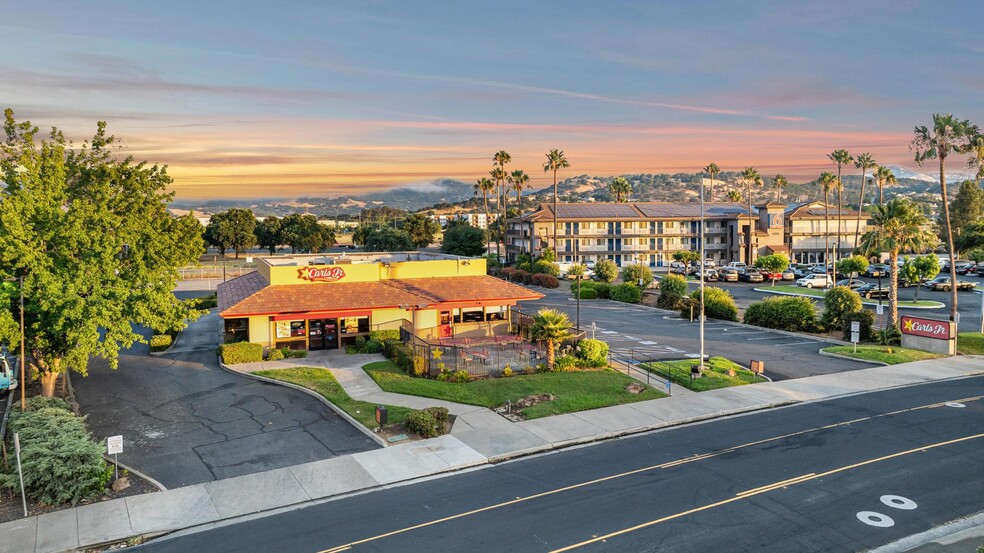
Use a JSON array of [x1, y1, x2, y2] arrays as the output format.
[[601, 331, 618, 335], [775, 341, 821, 347], [880, 495, 917, 510], [746, 336, 788, 341], [639, 341, 657, 345], [945, 402, 966, 408], [622, 336, 638, 340], [726, 331, 768, 336], [857, 511, 895, 527]]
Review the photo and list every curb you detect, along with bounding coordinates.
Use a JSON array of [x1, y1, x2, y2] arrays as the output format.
[[752, 287, 946, 310], [103, 454, 168, 491], [149, 331, 181, 357], [217, 359, 389, 448], [817, 348, 890, 366]]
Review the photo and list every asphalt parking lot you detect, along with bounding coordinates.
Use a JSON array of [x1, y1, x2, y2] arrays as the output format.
[[530, 288, 875, 381], [73, 292, 379, 488]]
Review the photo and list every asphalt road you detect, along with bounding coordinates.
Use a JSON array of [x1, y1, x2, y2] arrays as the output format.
[[73, 293, 379, 488], [528, 288, 873, 381], [133, 376, 984, 553]]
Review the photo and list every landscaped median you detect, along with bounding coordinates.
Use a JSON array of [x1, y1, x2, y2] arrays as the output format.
[[819, 345, 945, 365], [362, 360, 665, 419], [754, 285, 944, 309], [640, 356, 767, 392], [958, 332, 984, 355]]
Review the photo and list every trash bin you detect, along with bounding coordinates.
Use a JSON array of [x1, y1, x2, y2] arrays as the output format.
[[375, 405, 388, 426]]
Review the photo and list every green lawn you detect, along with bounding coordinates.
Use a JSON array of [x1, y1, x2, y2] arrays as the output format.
[[821, 345, 945, 365], [362, 361, 666, 419], [958, 333, 984, 355], [641, 356, 767, 392], [759, 285, 943, 307], [254, 367, 413, 429]]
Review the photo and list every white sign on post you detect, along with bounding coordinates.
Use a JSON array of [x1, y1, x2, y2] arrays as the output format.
[[876, 304, 884, 316], [851, 331, 860, 343], [107, 435, 123, 455], [851, 321, 861, 333]]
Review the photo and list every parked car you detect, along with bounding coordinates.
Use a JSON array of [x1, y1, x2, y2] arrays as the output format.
[[718, 268, 739, 282], [865, 264, 888, 278], [758, 269, 783, 282], [956, 264, 978, 275], [835, 279, 864, 290], [724, 261, 747, 270], [698, 268, 719, 281], [796, 274, 833, 288], [942, 261, 972, 273], [856, 283, 889, 299], [738, 269, 764, 283], [781, 269, 796, 281], [704, 259, 717, 268], [924, 277, 976, 291]]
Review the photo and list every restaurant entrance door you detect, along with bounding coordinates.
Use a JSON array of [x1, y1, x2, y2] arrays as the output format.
[[308, 319, 339, 350]]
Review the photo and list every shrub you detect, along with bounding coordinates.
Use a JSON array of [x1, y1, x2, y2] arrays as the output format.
[[534, 363, 551, 373], [183, 294, 218, 310], [0, 400, 107, 505], [369, 329, 400, 342], [594, 259, 619, 282], [363, 339, 384, 354], [574, 287, 597, 299], [683, 287, 738, 321], [501, 366, 514, 377], [842, 310, 875, 343], [609, 283, 642, 303], [621, 264, 654, 288], [517, 261, 531, 272], [876, 326, 902, 346], [411, 354, 427, 377], [500, 267, 517, 281], [285, 349, 307, 359], [532, 259, 560, 276], [657, 274, 689, 310], [743, 296, 819, 332], [266, 348, 285, 361], [404, 409, 441, 438], [513, 269, 531, 284], [531, 273, 560, 288], [593, 282, 612, 299], [385, 340, 406, 361], [423, 406, 449, 426], [149, 334, 172, 352], [566, 263, 586, 279], [822, 286, 863, 331], [219, 342, 263, 364], [522, 366, 535, 375], [553, 355, 579, 371], [577, 338, 609, 367], [355, 335, 367, 349]]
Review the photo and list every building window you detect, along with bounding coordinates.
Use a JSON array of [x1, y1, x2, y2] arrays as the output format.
[[340, 316, 369, 334], [224, 318, 248, 343]]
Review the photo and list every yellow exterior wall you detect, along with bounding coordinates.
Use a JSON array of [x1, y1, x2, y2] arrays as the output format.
[[248, 316, 272, 347], [387, 259, 485, 279], [256, 262, 272, 285], [373, 309, 410, 330], [266, 257, 486, 285], [268, 262, 381, 285], [413, 309, 439, 330]]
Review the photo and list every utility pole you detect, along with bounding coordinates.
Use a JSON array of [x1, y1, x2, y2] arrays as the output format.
[[19, 275, 25, 412]]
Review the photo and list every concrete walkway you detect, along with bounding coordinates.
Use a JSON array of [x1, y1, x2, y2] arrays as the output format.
[[3, 355, 982, 553]]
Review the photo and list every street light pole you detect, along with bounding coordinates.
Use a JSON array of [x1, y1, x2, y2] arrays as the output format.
[[575, 240, 581, 334], [699, 173, 706, 369], [19, 276, 25, 412]]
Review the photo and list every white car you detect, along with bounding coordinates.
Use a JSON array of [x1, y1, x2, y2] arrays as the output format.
[[796, 274, 833, 289], [724, 261, 747, 270]]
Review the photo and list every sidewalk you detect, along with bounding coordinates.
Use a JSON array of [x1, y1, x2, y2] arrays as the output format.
[[2, 355, 982, 553]]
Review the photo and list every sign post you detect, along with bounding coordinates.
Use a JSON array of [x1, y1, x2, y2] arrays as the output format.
[[850, 321, 860, 353], [107, 435, 123, 480], [14, 432, 27, 517]]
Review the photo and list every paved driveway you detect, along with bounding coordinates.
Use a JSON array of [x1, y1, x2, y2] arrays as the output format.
[[73, 303, 378, 488], [530, 288, 875, 380]]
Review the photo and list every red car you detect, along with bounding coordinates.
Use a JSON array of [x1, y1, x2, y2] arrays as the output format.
[[758, 270, 783, 281]]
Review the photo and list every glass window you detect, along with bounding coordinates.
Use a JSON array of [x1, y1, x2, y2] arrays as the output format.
[[224, 318, 248, 343], [290, 321, 306, 337], [461, 307, 484, 323]]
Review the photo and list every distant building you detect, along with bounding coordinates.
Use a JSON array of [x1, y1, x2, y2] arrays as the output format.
[[429, 212, 489, 229], [784, 201, 870, 264], [506, 201, 868, 266]]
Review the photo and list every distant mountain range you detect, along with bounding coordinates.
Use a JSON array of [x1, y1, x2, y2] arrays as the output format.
[[169, 169, 978, 218]]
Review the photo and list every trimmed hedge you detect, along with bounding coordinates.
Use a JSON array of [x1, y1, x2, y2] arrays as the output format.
[[609, 283, 642, 303], [219, 342, 263, 364], [574, 287, 597, 299], [0, 397, 108, 505], [743, 296, 818, 332], [369, 329, 400, 342], [532, 260, 560, 276], [683, 287, 738, 321], [621, 264, 654, 288], [577, 338, 609, 367], [531, 274, 560, 288]]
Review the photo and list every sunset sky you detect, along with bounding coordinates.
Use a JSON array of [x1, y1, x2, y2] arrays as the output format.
[[3, 1, 982, 199]]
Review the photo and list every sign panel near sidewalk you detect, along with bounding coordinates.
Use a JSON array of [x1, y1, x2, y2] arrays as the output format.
[[900, 316, 951, 340], [107, 435, 123, 455], [899, 315, 955, 356]]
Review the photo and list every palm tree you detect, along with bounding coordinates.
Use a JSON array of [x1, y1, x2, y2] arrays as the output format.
[[852, 153, 876, 249], [509, 169, 531, 253], [828, 149, 853, 269], [530, 308, 572, 369], [773, 174, 787, 203], [474, 177, 496, 255], [543, 149, 570, 255], [608, 176, 632, 202], [490, 158, 509, 260], [737, 167, 763, 264], [703, 163, 720, 202], [912, 114, 979, 322], [726, 189, 742, 202], [818, 172, 837, 268], [873, 165, 897, 206], [858, 198, 931, 329]]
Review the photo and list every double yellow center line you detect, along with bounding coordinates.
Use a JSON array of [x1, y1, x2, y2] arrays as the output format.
[[318, 394, 982, 553]]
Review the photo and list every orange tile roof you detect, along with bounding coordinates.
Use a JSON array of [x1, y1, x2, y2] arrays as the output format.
[[217, 275, 543, 318]]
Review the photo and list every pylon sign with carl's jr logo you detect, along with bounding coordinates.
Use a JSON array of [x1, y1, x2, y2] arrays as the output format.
[[900, 315, 955, 355]]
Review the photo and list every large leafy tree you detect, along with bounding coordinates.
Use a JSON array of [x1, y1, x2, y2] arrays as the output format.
[[440, 221, 486, 257], [853, 153, 876, 249], [873, 165, 897, 206], [608, 176, 632, 203], [401, 213, 440, 249], [828, 149, 853, 267], [703, 163, 720, 202], [363, 227, 413, 252], [737, 167, 763, 264], [279, 213, 335, 253], [474, 177, 496, 254], [543, 149, 570, 253], [899, 254, 940, 302], [912, 114, 979, 321], [818, 172, 837, 266], [858, 198, 932, 329], [207, 208, 256, 258], [255, 215, 281, 254], [0, 110, 203, 397], [530, 308, 572, 368], [944, 180, 984, 247], [754, 253, 790, 286]]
